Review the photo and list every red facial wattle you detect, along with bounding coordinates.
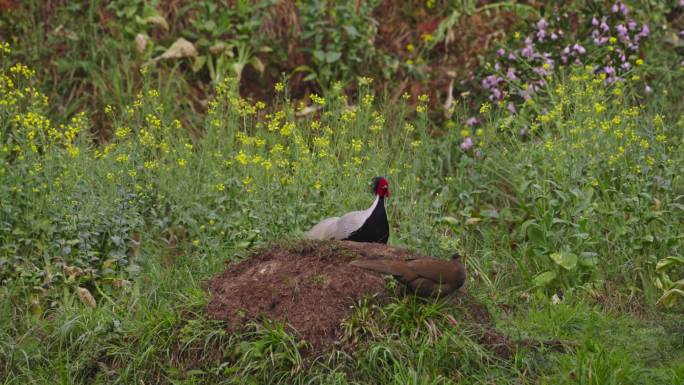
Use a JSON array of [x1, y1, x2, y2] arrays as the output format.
[[376, 179, 390, 197]]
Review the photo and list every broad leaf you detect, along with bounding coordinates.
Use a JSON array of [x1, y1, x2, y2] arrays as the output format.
[[534, 271, 556, 287], [549, 251, 578, 270]]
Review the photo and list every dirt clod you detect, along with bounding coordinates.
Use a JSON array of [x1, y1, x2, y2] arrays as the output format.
[[206, 240, 415, 353]]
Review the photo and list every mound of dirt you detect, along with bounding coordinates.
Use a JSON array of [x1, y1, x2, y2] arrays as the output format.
[[206, 240, 417, 352]]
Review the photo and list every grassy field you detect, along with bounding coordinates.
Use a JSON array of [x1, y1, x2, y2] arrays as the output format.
[[1, 1, 684, 384]]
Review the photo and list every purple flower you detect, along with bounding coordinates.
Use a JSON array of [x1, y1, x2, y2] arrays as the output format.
[[644, 85, 653, 94], [460, 137, 473, 151], [481, 75, 503, 90], [507, 102, 517, 114], [572, 43, 586, 55], [537, 19, 548, 30], [466, 117, 480, 126], [550, 32, 559, 40], [636, 24, 650, 40], [621, 62, 631, 70], [612, 2, 628, 15], [521, 45, 535, 59], [617, 24, 628, 42], [497, 48, 506, 57], [620, 3, 629, 16], [537, 29, 547, 41], [506, 67, 518, 81], [490, 88, 503, 101], [604, 66, 615, 75], [627, 20, 637, 31], [592, 17, 599, 27], [520, 84, 536, 100], [600, 19, 610, 33]]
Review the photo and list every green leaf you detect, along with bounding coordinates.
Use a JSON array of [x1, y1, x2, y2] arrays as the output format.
[[480, 209, 499, 218], [439, 216, 459, 226], [526, 224, 545, 246], [192, 55, 207, 73], [534, 271, 556, 287], [549, 251, 578, 270], [656, 288, 684, 308], [325, 51, 342, 63], [579, 252, 598, 268], [250, 56, 265, 74], [313, 50, 326, 62], [656, 256, 684, 271], [343, 25, 359, 37]]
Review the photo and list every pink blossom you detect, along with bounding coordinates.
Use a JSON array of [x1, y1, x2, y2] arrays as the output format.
[[465, 117, 480, 126], [507, 102, 517, 114], [460, 137, 473, 151]]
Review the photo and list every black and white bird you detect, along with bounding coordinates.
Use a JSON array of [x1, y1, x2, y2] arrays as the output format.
[[306, 176, 390, 243]]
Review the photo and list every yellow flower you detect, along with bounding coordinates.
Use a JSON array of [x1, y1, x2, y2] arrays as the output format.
[[144, 160, 159, 170], [406, 43, 415, 52], [311, 94, 325, 106], [115, 127, 131, 139], [421, 33, 433, 42], [235, 151, 249, 165], [275, 82, 284, 92], [358, 76, 374, 86], [635, 58, 644, 66], [193, 239, 199, 247], [177, 158, 187, 167], [215, 183, 225, 192], [362, 93, 374, 106]]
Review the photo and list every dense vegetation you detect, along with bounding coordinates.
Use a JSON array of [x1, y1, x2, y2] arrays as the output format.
[[1, 1, 683, 383]]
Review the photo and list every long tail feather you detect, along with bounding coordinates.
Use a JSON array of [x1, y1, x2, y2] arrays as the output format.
[[349, 258, 407, 276]]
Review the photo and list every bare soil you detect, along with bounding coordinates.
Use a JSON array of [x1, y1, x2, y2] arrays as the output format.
[[206, 240, 572, 357], [206, 240, 416, 353]]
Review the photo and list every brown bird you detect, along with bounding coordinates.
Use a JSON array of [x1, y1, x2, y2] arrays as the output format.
[[349, 253, 466, 297]]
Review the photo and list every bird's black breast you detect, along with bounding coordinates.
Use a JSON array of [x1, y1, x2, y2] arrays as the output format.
[[344, 197, 389, 243]]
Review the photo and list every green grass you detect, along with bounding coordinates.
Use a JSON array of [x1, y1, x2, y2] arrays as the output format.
[[2, 1, 684, 384]]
